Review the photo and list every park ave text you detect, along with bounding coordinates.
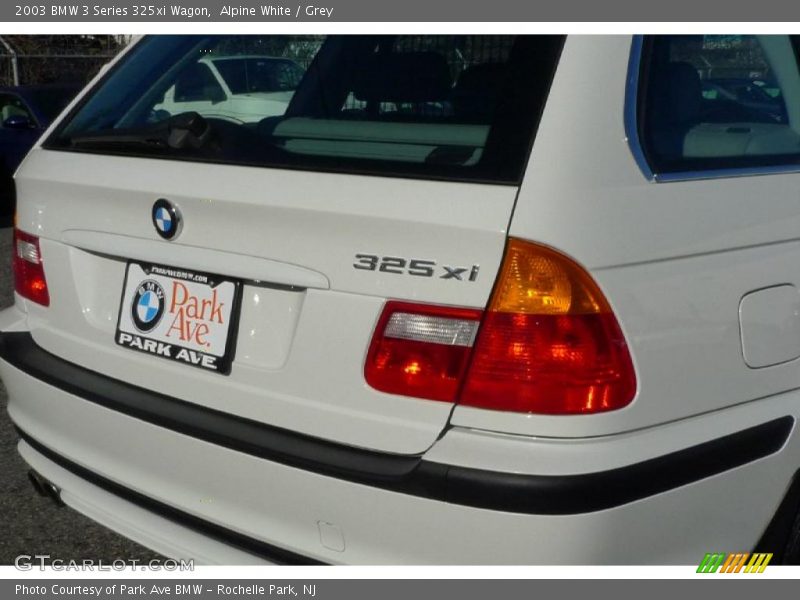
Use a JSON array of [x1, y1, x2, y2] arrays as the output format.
[[16, 4, 334, 18]]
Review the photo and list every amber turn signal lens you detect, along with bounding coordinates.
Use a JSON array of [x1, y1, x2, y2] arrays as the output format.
[[489, 239, 610, 316], [460, 239, 636, 414]]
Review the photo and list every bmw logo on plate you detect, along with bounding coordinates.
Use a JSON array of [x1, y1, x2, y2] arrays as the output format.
[[152, 198, 182, 240], [131, 279, 166, 333]]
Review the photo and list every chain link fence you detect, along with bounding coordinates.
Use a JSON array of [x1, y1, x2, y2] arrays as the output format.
[[0, 35, 130, 87]]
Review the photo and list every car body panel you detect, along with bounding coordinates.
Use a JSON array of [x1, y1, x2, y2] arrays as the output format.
[[4, 357, 797, 564], [451, 35, 800, 438], [13, 148, 515, 454]]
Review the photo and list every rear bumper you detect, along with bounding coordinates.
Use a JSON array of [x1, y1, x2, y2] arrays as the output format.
[[16, 435, 293, 565], [2, 330, 799, 564]]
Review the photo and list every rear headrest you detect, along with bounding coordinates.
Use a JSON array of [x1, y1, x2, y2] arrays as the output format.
[[352, 51, 451, 103], [653, 62, 702, 125], [451, 63, 507, 121]]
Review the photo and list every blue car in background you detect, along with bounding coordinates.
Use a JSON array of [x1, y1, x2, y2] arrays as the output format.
[[0, 84, 80, 220]]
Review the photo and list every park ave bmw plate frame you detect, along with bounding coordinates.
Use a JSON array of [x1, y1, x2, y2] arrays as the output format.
[[115, 262, 242, 375]]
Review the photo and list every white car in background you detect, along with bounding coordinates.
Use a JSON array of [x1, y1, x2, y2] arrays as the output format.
[[154, 55, 305, 123]]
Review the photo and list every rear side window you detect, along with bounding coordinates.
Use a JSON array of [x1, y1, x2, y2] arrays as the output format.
[[639, 35, 800, 174], [46, 35, 564, 184], [0, 94, 34, 126]]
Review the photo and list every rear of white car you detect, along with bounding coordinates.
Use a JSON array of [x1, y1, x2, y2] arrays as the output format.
[[2, 34, 800, 564]]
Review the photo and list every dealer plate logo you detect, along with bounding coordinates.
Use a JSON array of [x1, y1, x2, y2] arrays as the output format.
[[131, 279, 166, 333], [116, 263, 240, 374]]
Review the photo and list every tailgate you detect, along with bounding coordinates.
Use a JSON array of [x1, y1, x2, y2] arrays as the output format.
[[14, 148, 516, 454]]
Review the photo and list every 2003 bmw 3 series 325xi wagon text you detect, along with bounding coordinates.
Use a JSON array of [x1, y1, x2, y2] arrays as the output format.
[[2, 34, 800, 565]]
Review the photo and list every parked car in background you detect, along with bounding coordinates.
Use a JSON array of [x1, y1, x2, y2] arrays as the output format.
[[153, 55, 305, 123], [0, 84, 80, 220]]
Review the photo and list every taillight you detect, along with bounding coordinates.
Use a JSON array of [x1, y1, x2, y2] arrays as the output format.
[[365, 239, 636, 415], [365, 302, 482, 402], [13, 228, 50, 307], [460, 239, 636, 414]]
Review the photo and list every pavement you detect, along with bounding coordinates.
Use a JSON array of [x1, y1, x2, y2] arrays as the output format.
[[0, 226, 162, 565]]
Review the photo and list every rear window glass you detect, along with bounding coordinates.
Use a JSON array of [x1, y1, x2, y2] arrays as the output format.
[[639, 35, 800, 174], [46, 35, 564, 184]]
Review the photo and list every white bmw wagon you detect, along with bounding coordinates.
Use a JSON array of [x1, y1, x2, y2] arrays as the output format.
[[2, 34, 800, 565]]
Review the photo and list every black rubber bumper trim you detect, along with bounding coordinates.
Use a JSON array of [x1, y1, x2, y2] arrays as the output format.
[[1, 331, 793, 515], [755, 469, 800, 562], [15, 427, 325, 565]]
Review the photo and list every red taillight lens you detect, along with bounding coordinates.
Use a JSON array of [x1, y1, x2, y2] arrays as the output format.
[[365, 302, 482, 402], [13, 228, 50, 307], [364, 240, 636, 414], [460, 239, 636, 414]]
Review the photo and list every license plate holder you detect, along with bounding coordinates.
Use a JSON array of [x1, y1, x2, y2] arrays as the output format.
[[115, 262, 241, 375]]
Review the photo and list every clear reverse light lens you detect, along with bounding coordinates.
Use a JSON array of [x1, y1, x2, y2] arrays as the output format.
[[16, 239, 40, 264], [383, 312, 479, 347]]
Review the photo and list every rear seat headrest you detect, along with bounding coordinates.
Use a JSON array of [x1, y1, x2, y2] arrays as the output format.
[[647, 61, 704, 160], [654, 61, 703, 125], [451, 63, 508, 121], [352, 51, 451, 103]]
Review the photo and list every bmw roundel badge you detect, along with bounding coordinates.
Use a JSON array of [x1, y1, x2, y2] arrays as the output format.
[[131, 279, 166, 333], [152, 198, 182, 240]]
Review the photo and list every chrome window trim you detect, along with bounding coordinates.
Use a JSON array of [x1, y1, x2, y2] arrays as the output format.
[[656, 164, 800, 182], [624, 34, 800, 184]]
